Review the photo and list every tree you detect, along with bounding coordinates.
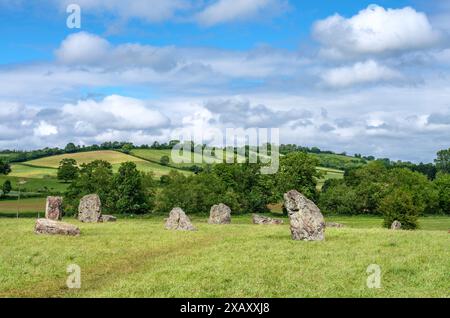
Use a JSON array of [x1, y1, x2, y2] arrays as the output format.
[[435, 148, 450, 174], [64, 143, 77, 153], [64, 160, 114, 215], [319, 180, 364, 215], [434, 173, 450, 215], [112, 162, 151, 214], [160, 155, 170, 166], [57, 158, 79, 182], [277, 152, 321, 202], [2, 180, 12, 197], [0, 160, 11, 175], [379, 189, 420, 230], [121, 143, 133, 154]]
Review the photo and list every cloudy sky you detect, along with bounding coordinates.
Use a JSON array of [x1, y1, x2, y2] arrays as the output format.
[[1, 0, 450, 162]]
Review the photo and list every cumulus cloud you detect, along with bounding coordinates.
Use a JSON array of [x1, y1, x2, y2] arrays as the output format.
[[313, 4, 443, 58], [55, 32, 178, 72], [62, 95, 170, 131], [34, 121, 58, 137], [321, 60, 401, 88], [196, 0, 288, 26], [203, 99, 312, 128]]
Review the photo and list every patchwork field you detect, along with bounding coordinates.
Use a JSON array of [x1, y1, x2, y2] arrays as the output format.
[[9, 150, 191, 179], [0, 215, 448, 298]]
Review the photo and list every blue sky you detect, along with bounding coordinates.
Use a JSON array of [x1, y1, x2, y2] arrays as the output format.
[[1, 0, 450, 162]]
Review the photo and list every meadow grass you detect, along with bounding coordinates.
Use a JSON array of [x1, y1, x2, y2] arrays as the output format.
[[0, 175, 68, 194], [0, 215, 448, 298], [9, 164, 58, 178], [0, 197, 46, 217]]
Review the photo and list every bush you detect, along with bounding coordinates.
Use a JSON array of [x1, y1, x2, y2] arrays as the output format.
[[379, 189, 420, 230], [434, 173, 450, 214], [319, 181, 364, 215]]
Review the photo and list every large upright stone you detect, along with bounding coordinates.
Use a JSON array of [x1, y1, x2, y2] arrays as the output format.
[[165, 207, 196, 231], [283, 190, 325, 241], [78, 194, 102, 223], [45, 196, 63, 221], [35, 218, 80, 236], [208, 203, 231, 224]]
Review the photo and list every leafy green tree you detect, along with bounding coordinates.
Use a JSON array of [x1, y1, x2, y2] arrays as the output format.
[[160, 155, 170, 166], [380, 189, 420, 230], [385, 168, 438, 215], [64, 160, 114, 215], [112, 162, 151, 214], [57, 158, 79, 182], [121, 143, 133, 154], [344, 161, 389, 214], [155, 171, 239, 214], [0, 160, 11, 175], [434, 173, 450, 215], [277, 152, 321, 201], [319, 180, 364, 215], [2, 180, 12, 197], [64, 143, 77, 153], [435, 148, 450, 174]]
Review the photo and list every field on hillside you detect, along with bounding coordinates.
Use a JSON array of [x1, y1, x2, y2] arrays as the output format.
[[0, 215, 448, 298], [0, 175, 68, 194], [0, 197, 46, 218], [11, 150, 190, 179]]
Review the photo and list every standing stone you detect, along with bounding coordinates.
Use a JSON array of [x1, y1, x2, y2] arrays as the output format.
[[208, 203, 231, 224], [101, 215, 117, 223], [165, 207, 196, 231], [283, 190, 325, 241], [391, 220, 402, 230], [35, 218, 80, 236], [252, 214, 283, 225], [45, 196, 63, 221], [78, 194, 102, 223]]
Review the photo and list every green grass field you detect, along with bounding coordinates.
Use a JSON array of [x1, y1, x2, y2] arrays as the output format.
[[0, 215, 448, 298], [8, 150, 191, 179]]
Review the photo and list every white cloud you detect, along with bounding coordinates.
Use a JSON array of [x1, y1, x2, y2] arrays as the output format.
[[62, 95, 170, 131], [55, 32, 111, 65], [34, 121, 58, 137], [321, 60, 401, 88], [196, 0, 287, 26], [313, 4, 443, 57]]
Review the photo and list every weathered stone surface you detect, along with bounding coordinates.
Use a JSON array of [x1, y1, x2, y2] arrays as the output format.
[[391, 220, 402, 230], [78, 194, 102, 223], [45, 196, 63, 221], [283, 190, 325, 241], [208, 203, 231, 224], [101, 215, 117, 222], [326, 222, 344, 228], [35, 218, 80, 236], [252, 214, 283, 225], [165, 207, 196, 231]]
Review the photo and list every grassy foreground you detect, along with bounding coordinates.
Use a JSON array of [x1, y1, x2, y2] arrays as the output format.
[[0, 216, 448, 298]]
